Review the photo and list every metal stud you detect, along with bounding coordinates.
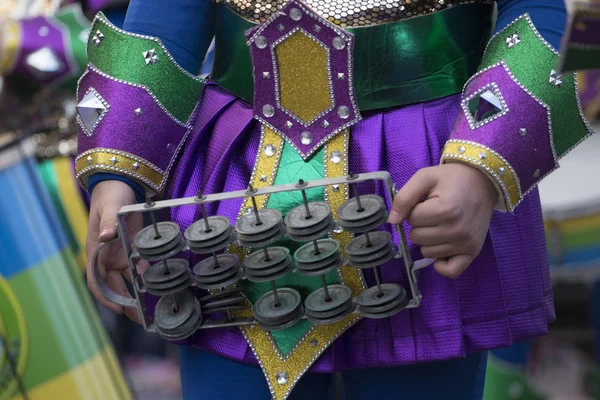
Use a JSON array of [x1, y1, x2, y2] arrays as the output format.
[[332, 184, 340, 192], [330, 151, 342, 164], [255, 35, 268, 49], [276, 371, 289, 385], [478, 152, 486, 160], [285, 121, 293, 129], [311, 339, 318, 347], [338, 72, 345, 80], [262, 104, 275, 118], [290, 8, 302, 21], [322, 120, 330, 128], [534, 169, 541, 178], [260, 175, 268, 182], [264, 144, 276, 157], [301, 131, 312, 145], [337, 106, 350, 119], [333, 36, 346, 50], [92, 30, 104, 46], [277, 23, 285, 32], [86, 156, 93, 164], [458, 146, 466, 154], [498, 167, 505, 175], [143, 49, 159, 65], [549, 70, 563, 87], [333, 225, 344, 234], [133, 162, 140, 170], [244, 207, 253, 216], [110, 156, 118, 165], [314, 25, 322, 33], [38, 26, 49, 37], [263, 71, 270, 79], [505, 33, 520, 48], [519, 128, 527, 136], [135, 108, 143, 116]]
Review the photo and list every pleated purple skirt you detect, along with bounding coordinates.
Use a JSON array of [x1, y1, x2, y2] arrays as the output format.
[[163, 82, 554, 371]]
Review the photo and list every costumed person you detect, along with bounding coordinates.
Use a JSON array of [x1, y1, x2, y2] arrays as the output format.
[[77, 0, 595, 399]]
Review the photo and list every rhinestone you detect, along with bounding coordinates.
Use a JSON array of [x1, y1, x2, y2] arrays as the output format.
[[330, 151, 342, 164], [133, 162, 140, 170], [337, 106, 350, 119], [338, 72, 345, 80], [322, 120, 330, 128], [277, 23, 285, 32], [276, 371, 289, 385], [143, 49, 159, 65], [255, 35, 268, 49], [519, 128, 527, 136], [478, 152, 486, 160], [314, 24, 322, 32], [264, 144, 276, 157], [285, 121, 293, 129], [333, 36, 346, 50], [333, 225, 344, 234], [263, 71, 270, 78], [262, 104, 275, 118], [290, 8, 302, 20], [300, 131, 312, 145], [310, 339, 318, 347], [467, 89, 505, 123], [458, 146, 466, 154], [244, 207, 253, 216], [110, 156, 118, 165], [498, 167, 505, 175], [505, 33, 520, 48], [76, 88, 109, 136], [26, 47, 64, 77], [549, 70, 563, 87], [86, 156, 93, 164], [260, 175, 268, 182], [332, 184, 340, 192], [135, 108, 143, 116], [38, 26, 49, 36], [92, 30, 104, 46], [534, 169, 541, 178]]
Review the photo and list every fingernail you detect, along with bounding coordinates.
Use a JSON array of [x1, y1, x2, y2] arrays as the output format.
[[387, 210, 401, 224], [99, 228, 112, 241]]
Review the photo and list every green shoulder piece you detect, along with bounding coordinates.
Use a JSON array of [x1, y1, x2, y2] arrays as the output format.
[[87, 12, 203, 123]]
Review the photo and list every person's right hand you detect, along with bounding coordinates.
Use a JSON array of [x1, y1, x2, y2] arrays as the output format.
[[86, 179, 147, 323]]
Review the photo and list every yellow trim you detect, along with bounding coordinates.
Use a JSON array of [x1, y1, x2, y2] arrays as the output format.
[[11, 346, 131, 400], [0, 20, 21, 74], [0, 276, 28, 400], [54, 157, 89, 270], [234, 129, 364, 399], [441, 140, 522, 211], [75, 149, 164, 192]]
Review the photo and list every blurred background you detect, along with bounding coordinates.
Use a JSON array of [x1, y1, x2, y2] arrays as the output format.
[[0, 1, 598, 400]]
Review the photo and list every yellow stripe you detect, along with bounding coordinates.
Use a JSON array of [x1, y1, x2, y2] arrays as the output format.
[[0, 20, 22, 74], [54, 157, 89, 270], [11, 346, 131, 400], [545, 211, 600, 231]]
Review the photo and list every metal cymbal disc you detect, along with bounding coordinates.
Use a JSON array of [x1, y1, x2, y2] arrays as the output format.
[[143, 259, 189, 283], [284, 202, 331, 229], [254, 288, 302, 324], [359, 295, 407, 319], [193, 254, 240, 278], [305, 284, 352, 314], [184, 216, 231, 243], [135, 222, 182, 251], [286, 219, 335, 243], [245, 264, 294, 283], [340, 211, 389, 233], [256, 306, 305, 331], [146, 274, 194, 296], [306, 296, 355, 319], [203, 295, 247, 310], [356, 284, 405, 308], [195, 268, 244, 290], [337, 195, 385, 222], [237, 225, 287, 248], [338, 207, 387, 229], [358, 293, 406, 314], [296, 255, 343, 276], [236, 209, 283, 236], [199, 287, 244, 302], [154, 290, 198, 331], [348, 246, 396, 269], [243, 247, 290, 271], [294, 239, 340, 264], [156, 302, 203, 340], [345, 232, 391, 257]]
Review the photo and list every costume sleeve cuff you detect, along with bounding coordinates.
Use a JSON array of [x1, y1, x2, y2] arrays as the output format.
[[441, 13, 594, 212], [75, 12, 204, 194]]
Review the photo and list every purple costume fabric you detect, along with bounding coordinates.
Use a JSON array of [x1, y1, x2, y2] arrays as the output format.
[[161, 82, 555, 371]]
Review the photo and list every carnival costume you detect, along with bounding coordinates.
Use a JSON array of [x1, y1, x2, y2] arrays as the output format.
[[77, 0, 595, 398]]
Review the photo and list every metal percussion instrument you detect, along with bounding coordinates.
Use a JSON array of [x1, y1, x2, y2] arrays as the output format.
[[91, 172, 434, 340]]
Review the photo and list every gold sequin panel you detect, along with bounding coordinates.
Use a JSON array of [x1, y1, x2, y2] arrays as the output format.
[[215, 0, 493, 27]]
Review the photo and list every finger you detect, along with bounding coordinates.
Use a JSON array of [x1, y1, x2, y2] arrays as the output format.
[[407, 198, 446, 227], [410, 227, 452, 246], [87, 269, 124, 314], [420, 244, 461, 259], [433, 254, 474, 279], [98, 201, 124, 242], [388, 168, 438, 224]]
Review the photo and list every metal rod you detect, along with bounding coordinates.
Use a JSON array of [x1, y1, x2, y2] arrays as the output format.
[[149, 211, 161, 239], [248, 185, 262, 225], [263, 247, 271, 262], [364, 231, 372, 247], [271, 281, 281, 307], [321, 275, 331, 302], [197, 190, 212, 232], [373, 266, 383, 295], [352, 184, 364, 212], [212, 253, 220, 268], [172, 293, 179, 313], [312, 240, 321, 255], [162, 259, 170, 275], [299, 180, 312, 219]]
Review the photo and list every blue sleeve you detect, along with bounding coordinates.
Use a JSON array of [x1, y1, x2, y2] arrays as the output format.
[[496, 0, 566, 50], [89, 0, 214, 198]]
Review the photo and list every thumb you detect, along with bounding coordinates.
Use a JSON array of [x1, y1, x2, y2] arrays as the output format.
[[388, 168, 438, 224], [98, 202, 122, 242]]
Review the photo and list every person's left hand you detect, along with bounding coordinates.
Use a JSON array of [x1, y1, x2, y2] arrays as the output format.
[[387, 163, 498, 278]]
